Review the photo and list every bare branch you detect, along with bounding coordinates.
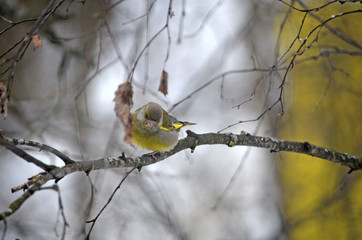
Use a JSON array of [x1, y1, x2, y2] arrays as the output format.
[[184, 0, 226, 39], [0, 138, 55, 172], [3, 137, 74, 165], [41, 185, 68, 240], [121, 0, 157, 26], [0, 0, 68, 112], [1, 131, 360, 221], [296, 0, 362, 50], [102, 2, 129, 73], [274, 9, 362, 122], [176, 0, 186, 44], [169, 67, 281, 112], [85, 167, 136, 239], [278, 0, 338, 13], [0, 16, 38, 35], [128, 0, 174, 83]]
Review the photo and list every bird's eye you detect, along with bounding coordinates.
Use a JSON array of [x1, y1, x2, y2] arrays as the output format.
[[145, 112, 150, 120]]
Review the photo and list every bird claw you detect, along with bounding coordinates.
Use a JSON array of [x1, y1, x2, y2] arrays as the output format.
[[142, 151, 159, 160]]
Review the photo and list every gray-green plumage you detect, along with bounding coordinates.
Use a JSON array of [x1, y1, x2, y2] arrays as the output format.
[[131, 102, 194, 151]]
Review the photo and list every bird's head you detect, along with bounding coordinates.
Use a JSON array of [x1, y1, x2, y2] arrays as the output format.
[[139, 102, 163, 131]]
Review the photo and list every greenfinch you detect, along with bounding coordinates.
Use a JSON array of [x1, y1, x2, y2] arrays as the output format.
[[132, 102, 195, 151]]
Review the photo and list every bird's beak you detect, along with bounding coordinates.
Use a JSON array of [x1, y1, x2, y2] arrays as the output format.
[[147, 120, 157, 129]]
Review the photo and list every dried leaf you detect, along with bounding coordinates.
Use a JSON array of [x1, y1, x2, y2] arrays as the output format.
[[92, 12, 100, 19], [0, 82, 8, 119], [114, 82, 133, 145], [158, 70, 168, 96], [32, 35, 42, 51]]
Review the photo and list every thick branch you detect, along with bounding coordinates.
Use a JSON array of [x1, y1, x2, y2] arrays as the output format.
[[0, 131, 361, 221], [40, 132, 362, 175]]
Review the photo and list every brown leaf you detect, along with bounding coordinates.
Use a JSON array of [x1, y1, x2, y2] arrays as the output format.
[[92, 12, 100, 19], [114, 82, 133, 145], [0, 82, 8, 119], [32, 35, 42, 51], [158, 70, 168, 96]]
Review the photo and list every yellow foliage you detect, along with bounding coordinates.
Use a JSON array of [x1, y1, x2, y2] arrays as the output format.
[[276, 1, 362, 239]]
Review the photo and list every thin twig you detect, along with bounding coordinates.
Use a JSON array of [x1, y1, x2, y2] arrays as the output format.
[[278, 0, 338, 13], [128, 0, 174, 83], [85, 167, 136, 239], [0, 16, 38, 35], [169, 67, 282, 112], [3, 137, 74, 164], [296, 0, 362, 50], [184, 0, 225, 38], [0, 138, 55, 172]]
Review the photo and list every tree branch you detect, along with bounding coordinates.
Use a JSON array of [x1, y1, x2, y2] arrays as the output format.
[[0, 138, 55, 172], [0, 131, 360, 221], [2, 136, 74, 165]]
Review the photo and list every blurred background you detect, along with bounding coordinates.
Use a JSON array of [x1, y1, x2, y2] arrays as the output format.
[[0, 0, 361, 239]]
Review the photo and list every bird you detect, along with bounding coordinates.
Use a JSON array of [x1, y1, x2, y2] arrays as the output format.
[[131, 102, 195, 151]]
